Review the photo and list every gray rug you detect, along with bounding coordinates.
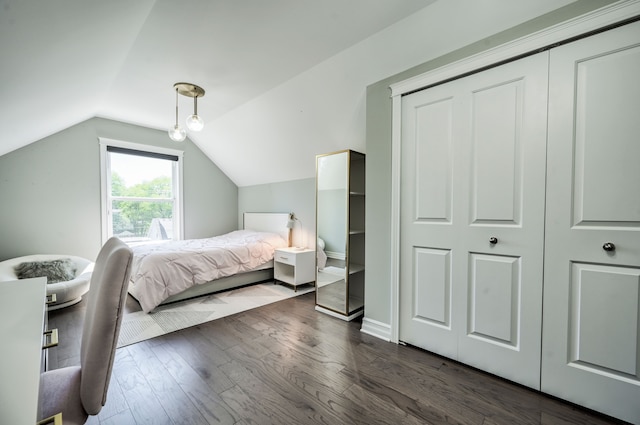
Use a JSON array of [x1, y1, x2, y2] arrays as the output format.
[[117, 282, 314, 348]]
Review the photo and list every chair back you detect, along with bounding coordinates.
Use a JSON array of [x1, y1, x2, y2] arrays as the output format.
[[79, 237, 132, 414]]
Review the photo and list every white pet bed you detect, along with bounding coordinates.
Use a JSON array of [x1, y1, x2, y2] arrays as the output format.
[[0, 254, 94, 310]]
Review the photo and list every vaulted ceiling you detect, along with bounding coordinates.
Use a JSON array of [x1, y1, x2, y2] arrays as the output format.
[[0, 0, 434, 185]]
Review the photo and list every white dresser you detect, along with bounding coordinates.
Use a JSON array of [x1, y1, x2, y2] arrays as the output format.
[[0, 277, 47, 424]]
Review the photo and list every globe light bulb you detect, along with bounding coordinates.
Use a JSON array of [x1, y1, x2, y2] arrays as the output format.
[[168, 124, 187, 142], [186, 114, 204, 132]]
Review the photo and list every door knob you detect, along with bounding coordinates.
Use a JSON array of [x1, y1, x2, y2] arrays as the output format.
[[602, 242, 615, 252], [489, 237, 498, 245]]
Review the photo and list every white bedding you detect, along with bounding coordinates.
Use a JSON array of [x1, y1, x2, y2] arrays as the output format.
[[128, 230, 287, 312]]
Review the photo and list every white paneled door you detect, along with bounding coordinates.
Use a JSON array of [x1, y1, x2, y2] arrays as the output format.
[[399, 52, 549, 389], [542, 21, 640, 423]]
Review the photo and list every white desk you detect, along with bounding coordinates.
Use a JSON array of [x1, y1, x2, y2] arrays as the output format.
[[0, 277, 46, 424]]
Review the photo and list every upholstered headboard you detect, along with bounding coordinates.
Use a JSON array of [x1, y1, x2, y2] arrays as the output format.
[[243, 212, 290, 242]]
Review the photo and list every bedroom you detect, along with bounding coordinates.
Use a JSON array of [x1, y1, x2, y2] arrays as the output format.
[[1, 0, 638, 423]]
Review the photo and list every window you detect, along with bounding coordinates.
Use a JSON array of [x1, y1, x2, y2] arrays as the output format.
[[99, 138, 183, 245]]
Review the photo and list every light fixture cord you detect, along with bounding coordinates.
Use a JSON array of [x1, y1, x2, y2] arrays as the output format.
[[175, 87, 179, 126], [193, 95, 198, 116]]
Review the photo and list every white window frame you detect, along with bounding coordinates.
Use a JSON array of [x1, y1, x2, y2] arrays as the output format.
[[99, 137, 184, 244]]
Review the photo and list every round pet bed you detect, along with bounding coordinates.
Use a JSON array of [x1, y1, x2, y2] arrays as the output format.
[[0, 254, 93, 310]]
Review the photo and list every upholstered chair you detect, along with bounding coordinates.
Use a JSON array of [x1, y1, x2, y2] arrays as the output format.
[[37, 237, 133, 425]]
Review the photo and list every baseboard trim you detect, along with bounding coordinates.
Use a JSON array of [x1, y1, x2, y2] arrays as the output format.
[[360, 317, 392, 342], [325, 251, 346, 261]]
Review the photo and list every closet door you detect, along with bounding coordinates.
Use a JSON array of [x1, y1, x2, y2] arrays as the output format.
[[542, 21, 640, 423], [399, 80, 461, 359], [399, 52, 549, 389]]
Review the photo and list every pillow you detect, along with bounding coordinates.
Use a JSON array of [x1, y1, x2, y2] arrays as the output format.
[[14, 259, 77, 284]]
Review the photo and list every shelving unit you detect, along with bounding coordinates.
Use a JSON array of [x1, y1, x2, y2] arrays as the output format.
[[315, 149, 365, 321]]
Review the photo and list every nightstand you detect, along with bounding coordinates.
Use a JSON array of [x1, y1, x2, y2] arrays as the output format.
[[274, 247, 315, 291]]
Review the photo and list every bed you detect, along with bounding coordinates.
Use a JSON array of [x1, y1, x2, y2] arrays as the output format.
[[127, 212, 290, 313]]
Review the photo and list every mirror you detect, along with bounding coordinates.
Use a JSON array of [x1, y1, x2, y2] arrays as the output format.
[[315, 151, 348, 313]]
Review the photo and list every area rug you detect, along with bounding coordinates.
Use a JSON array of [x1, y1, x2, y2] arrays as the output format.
[[117, 282, 314, 348]]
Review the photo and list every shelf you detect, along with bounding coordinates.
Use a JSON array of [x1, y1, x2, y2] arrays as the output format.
[[349, 264, 365, 275], [275, 263, 294, 281]]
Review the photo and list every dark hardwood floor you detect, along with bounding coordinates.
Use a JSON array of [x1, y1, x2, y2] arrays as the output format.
[[47, 291, 626, 425]]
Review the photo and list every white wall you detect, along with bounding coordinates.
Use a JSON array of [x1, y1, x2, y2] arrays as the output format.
[[0, 118, 238, 261], [207, 0, 576, 187], [218, 1, 619, 335], [238, 178, 316, 250], [363, 0, 618, 337]]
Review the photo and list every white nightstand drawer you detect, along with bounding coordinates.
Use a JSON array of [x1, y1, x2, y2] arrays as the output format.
[[275, 252, 296, 266]]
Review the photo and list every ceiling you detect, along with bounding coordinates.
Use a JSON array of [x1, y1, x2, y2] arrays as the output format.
[[0, 0, 434, 184]]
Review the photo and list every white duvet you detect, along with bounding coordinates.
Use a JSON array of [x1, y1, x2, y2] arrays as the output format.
[[128, 230, 287, 313]]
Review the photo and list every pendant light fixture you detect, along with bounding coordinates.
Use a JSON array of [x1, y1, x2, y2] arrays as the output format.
[[168, 82, 205, 142], [168, 86, 187, 142], [186, 93, 204, 131]]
